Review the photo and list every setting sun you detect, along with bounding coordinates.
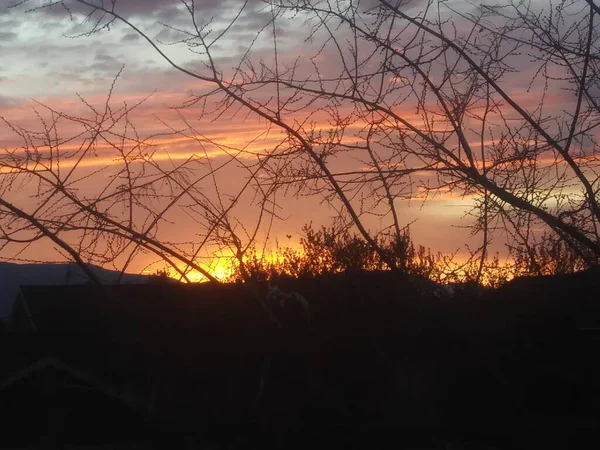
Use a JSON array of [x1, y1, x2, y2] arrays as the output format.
[[164, 257, 235, 283]]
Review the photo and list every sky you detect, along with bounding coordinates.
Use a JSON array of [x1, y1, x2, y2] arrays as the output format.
[[0, 0, 595, 279]]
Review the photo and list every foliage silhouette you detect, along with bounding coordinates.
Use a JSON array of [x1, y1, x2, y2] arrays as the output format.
[[227, 222, 514, 288]]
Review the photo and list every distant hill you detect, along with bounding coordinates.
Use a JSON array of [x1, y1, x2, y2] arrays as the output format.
[[0, 262, 154, 319]]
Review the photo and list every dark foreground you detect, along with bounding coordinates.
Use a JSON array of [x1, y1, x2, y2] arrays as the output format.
[[1, 269, 599, 449]]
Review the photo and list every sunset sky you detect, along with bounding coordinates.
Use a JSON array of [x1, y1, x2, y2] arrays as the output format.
[[0, 0, 594, 279]]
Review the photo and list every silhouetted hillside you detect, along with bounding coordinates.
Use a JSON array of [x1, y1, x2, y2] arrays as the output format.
[[0, 262, 151, 319]]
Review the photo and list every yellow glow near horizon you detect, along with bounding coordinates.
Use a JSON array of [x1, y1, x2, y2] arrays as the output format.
[[154, 247, 297, 284], [163, 256, 236, 283], [144, 244, 517, 287]]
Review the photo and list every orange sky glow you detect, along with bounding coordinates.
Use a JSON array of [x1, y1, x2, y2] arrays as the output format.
[[1, 0, 597, 282]]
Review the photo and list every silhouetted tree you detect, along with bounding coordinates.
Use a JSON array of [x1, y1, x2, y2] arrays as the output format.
[[6, 0, 599, 281]]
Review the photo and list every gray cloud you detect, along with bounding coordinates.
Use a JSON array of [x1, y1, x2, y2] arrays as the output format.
[[0, 94, 22, 108], [95, 52, 122, 63], [112, 0, 181, 16], [121, 32, 140, 42], [88, 53, 126, 77], [0, 31, 17, 40], [8, 0, 237, 20]]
